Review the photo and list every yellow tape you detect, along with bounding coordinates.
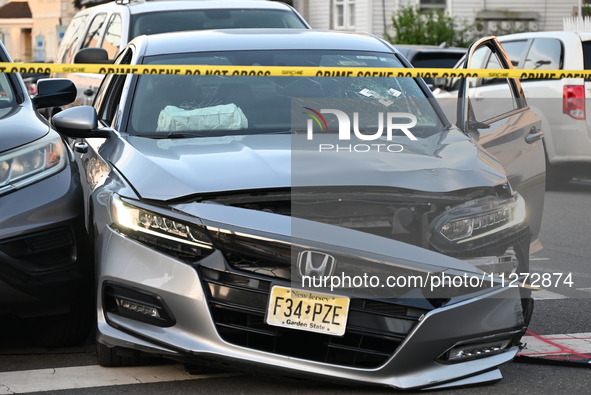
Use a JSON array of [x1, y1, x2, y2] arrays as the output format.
[[2, 62, 591, 79]]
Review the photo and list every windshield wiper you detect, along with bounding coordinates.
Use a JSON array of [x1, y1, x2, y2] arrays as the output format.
[[135, 129, 294, 139], [269, 130, 292, 134], [134, 132, 208, 139]]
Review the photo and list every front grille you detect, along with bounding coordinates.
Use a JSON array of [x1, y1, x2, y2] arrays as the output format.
[[212, 228, 427, 283], [200, 267, 426, 369], [225, 251, 290, 279]]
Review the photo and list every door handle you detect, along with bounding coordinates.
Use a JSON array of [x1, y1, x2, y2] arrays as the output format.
[[473, 92, 485, 101], [525, 126, 543, 144]]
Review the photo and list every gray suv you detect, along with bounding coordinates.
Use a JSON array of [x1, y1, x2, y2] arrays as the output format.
[[50, 0, 309, 115], [1, 41, 92, 348]]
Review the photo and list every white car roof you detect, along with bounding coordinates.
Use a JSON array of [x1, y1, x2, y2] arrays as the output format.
[[497, 30, 591, 42], [133, 29, 394, 57], [85, 0, 299, 14]]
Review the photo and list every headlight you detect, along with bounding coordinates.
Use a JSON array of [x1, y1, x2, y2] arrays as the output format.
[[0, 132, 66, 193], [111, 195, 214, 261], [430, 194, 526, 252]]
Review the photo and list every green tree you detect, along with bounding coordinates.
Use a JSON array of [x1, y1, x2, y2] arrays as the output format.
[[386, 6, 477, 48]]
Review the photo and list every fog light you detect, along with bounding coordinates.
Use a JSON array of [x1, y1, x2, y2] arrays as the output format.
[[103, 282, 176, 327], [441, 339, 511, 362], [115, 298, 161, 318]]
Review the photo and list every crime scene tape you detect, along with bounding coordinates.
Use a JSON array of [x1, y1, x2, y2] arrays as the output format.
[[2, 62, 591, 79]]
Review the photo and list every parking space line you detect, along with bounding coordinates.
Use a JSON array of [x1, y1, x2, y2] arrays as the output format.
[[0, 364, 236, 394], [517, 331, 591, 362], [532, 289, 568, 300]]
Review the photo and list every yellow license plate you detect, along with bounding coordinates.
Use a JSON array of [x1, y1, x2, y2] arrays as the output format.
[[266, 286, 350, 336]]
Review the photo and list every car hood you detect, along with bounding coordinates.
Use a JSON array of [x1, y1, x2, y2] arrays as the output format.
[[110, 128, 507, 201], [0, 105, 49, 153]]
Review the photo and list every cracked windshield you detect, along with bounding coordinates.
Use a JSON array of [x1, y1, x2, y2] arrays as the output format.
[[128, 50, 444, 137]]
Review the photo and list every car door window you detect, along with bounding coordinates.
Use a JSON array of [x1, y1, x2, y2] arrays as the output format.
[[498, 40, 528, 68], [97, 49, 133, 126], [83, 13, 107, 49], [466, 46, 488, 88], [523, 38, 563, 70], [102, 13, 122, 59], [0, 74, 15, 106], [482, 47, 521, 88], [58, 15, 88, 63], [463, 42, 524, 125], [583, 41, 591, 81]]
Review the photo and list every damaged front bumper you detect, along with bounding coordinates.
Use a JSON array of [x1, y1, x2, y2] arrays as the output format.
[[96, 200, 532, 390]]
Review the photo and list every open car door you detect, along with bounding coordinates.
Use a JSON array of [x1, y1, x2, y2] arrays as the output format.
[[455, 36, 545, 245]]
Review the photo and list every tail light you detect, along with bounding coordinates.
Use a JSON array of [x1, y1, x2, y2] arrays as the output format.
[[563, 85, 585, 120]]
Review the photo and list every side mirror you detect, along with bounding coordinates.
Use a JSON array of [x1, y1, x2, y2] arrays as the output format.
[[52, 106, 111, 138], [74, 48, 111, 64], [32, 78, 77, 109]]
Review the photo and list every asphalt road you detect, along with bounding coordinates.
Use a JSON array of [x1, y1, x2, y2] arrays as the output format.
[[1, 180, 590, 394]]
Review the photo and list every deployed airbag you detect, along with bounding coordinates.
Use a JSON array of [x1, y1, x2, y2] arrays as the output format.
[[157, 103, 248, 132]]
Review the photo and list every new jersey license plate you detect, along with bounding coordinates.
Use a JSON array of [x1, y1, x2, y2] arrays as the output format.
[[266, 286, 350, 336]]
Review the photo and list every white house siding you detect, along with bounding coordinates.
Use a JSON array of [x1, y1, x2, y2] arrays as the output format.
[[537, 0, 580, 31], [450, 0, 581, 33], [372, 0, 400, 38], [300, 0, 380, 35], [296, 0, 331, 29], [296, 0, 586, 43], [291, 0, 309, 25], [449, 0, 480, 26], [356, 0, 370, 34]]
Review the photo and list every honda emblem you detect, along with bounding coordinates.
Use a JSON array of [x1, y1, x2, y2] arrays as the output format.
[[297, 250, 336, 278]]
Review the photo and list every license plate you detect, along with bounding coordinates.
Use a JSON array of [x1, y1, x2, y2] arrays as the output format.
[[266, 286, 350, 336]]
